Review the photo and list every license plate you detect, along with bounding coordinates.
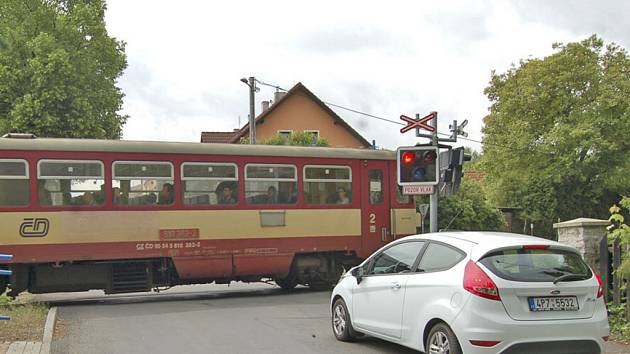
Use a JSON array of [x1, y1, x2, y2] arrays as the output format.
[[528, 296, 579, 311]]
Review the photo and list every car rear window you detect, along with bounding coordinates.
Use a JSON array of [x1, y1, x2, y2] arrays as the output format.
[[479, 248, 592, 282]]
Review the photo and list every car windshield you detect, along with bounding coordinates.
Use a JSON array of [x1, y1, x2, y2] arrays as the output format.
[[479, 248, 592, 282]]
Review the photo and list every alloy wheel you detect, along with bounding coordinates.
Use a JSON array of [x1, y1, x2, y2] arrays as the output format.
[[428, 330, 450, 354], [332, 303, 346, 336]]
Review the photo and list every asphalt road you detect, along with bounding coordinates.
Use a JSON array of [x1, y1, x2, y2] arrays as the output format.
[[26, 283, 628, 354], [42, 283, 418, 354]]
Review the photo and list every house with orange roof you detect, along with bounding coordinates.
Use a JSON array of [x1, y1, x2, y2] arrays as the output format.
[[201, 82, 372, 149]]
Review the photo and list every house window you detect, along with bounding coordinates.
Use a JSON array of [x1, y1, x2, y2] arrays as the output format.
[[112, 161, 174, 206], [303, 165, 352, 205], [182, 163, 239, 205], [277, 130, 292, 140], [37, 160, 105, 206], [245, 164, 297, 204], [304, 130, 319, 140]]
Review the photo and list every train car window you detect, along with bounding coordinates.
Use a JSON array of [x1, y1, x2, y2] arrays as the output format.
[[112, 161, 174, 206], [396, 186, 411, 204], [245, 164, 297, 205], [303, 165, 352, 205], [37, 160, 105, 207], [181, 163, 239, 205], [0, 159, 29, 206], [368, 170, 384, 205]]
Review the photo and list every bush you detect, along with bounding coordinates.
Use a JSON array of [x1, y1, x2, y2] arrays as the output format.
[[608, 304, 630, 341]]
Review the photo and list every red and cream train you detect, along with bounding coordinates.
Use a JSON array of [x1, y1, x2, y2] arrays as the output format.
[[0, 136, 416, 295]]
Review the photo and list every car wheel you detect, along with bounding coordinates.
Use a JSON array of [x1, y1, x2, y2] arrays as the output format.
[[426, 323, 462, 354], [331, 298, 360, 341]]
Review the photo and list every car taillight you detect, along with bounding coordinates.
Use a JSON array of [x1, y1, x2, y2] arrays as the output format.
[[592, 268, 604, 298], [463, 260, 500, 301]]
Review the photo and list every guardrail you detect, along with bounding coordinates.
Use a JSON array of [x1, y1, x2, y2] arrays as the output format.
[[1, 254, 12, 321]]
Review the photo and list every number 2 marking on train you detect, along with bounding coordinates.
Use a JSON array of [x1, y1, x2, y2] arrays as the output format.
[[369, 213, 376, 224]]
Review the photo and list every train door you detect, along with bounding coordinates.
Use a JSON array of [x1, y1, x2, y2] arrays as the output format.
[[360, 160, 391, 257]]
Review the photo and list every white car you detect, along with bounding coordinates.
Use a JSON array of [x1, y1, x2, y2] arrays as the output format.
[[331, 232, 609, 354]]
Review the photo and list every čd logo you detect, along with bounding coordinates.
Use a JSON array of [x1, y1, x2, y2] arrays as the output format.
[[19, 218, 50, 237]]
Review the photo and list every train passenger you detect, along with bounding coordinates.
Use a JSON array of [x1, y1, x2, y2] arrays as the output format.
[[145, 193, 157, 205], [81, 192, 97, 206], [218, 184, 237, 204], [265, 186, 278, 204], [112, 187, 124, 204], [281, 183, 297, 204], [95, 184, 106, 204], [158, 183, 174, 205], [336, 187, 350, 204]]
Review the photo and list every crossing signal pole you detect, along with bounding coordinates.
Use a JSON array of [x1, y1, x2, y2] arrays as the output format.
[[397, 111, 469, 232], [429, 114, 439, 232]]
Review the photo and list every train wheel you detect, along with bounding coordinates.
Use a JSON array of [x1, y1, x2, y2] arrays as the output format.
[[275, 274, 298, 290]]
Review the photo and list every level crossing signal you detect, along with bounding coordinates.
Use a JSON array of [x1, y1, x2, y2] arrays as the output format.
[[396, 146, 439, 186]]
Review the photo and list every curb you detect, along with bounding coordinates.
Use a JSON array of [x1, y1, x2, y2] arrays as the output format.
[[40, 307, 56, 354]]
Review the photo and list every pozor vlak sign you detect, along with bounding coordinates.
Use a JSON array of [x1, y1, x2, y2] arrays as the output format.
[[396, 146, 439, 195]]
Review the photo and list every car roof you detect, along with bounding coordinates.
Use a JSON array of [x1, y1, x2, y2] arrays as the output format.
[[402, 231, 577, 261]]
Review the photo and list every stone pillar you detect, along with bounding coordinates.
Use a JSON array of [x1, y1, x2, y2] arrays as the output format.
[[553, 218, 610, 271]]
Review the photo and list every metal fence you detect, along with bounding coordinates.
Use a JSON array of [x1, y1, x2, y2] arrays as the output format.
[[600, 237, 630, 320], [0, 253, 12, 320]]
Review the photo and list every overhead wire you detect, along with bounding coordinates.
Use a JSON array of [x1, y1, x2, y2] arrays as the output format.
[[254, 80, 502, 149]]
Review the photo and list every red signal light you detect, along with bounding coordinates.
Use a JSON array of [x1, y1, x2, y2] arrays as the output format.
[[402, 152, 414, 165], [423, 151, 436, 163]]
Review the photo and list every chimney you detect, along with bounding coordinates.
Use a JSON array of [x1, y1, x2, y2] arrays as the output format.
[[261, 100, 270, 112], [274, 91, 286, 103]]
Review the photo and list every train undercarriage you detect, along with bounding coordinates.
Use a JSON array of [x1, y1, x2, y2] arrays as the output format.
[[1, 251, 361, 297]]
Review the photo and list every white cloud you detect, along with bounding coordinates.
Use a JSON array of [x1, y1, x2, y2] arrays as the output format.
[[104, 0, 628, 151]]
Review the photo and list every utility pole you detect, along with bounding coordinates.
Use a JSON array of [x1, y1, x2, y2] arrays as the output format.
[[240, 77, 258, 144], [429, 112, 439, 232], [248, 76, 256, 144]]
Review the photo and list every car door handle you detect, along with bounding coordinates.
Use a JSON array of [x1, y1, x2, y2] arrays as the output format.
[[391, 282, 401, 290]]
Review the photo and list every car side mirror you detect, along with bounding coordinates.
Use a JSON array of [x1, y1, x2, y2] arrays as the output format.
[[351, 267, 365, 284]]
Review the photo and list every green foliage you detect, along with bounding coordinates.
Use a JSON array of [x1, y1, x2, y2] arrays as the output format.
[[437, 178, 505, 231], [608, 304, 630, 341], [481, 35, 630, 235], [0, 0, 128, 139], [261, 131, 329, 147], [0, 293, 10, 305], [608, 197, 630, 277], [463, 147, 481, 167]]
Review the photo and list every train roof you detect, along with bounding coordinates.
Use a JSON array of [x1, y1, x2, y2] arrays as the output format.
[[0, 137, 397, 160]]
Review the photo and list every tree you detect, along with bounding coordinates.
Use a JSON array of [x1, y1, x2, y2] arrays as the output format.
[[260, 131, 329, 147], [437, 178, 505, 231], [481, 36, 630, 235], [0, 0, 127, 139]]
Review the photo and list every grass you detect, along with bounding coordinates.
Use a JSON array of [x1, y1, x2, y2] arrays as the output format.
[[0, 293, 49, 342]]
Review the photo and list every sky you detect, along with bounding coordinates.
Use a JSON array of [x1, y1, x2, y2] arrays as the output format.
[[103, 0, 630, 151]]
